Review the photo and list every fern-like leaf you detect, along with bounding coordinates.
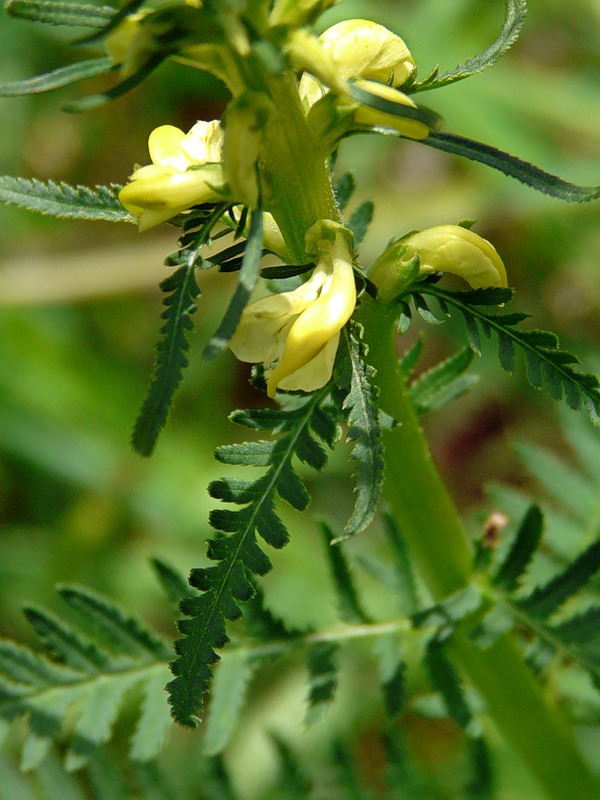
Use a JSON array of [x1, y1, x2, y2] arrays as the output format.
[[517, 539, 600, 619], [204, 649, 258, 755], [0, 58, 116, 97], [408, 345, 478, 416], [333, 172, 356, 211], [6, 0, 114, 28], [347, 200, 373, 248], [167, 391, 335, 726], [422, 132, 600, 204], [131, 265, 201, 457], [305, 641, 338, 724], [411, 0, 527, 92], [0, 177, 133, 223], [411, 284, 600, 425], [320, 521, 370, 624], [334, 325, 385, 541], [491, 504, 543, 592], [0, 586, 172, 769]]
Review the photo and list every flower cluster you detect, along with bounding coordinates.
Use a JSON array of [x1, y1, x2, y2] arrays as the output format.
[[115, 7, 507, 397]]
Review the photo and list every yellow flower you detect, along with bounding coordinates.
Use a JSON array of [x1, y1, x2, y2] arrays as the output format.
[[230, 223, 356, 398], [291, 20, 431, 141], [321, 19, 415, 87], [402, 225, 507, 288], [370, 224, 507, 304], [119, 121, 228, 231]]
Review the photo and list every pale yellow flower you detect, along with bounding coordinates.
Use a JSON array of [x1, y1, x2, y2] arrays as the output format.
[[230, 225, 356, 398], [119, 121, 228, 230], [314, 18, 415, 102], [402, 225, 507, 288], [370, 224, 507, 303], [292, 20, 429, 141]]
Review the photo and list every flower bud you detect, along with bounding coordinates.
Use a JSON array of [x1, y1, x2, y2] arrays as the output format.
[[298, 19, 416, 109], [370, 224, 507, 304], [319, 19, 415, 87], [402, 225, 507, 288]]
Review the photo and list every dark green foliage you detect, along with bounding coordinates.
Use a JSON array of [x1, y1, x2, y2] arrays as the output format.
[[426, 643, 494, 796], [330, 742, 374, 800], [333, 173, 356, 211], [491, 504, 544, 591], [518, 539, 600, 619], [131, 265, 201, 457], [334, 326, 385, 540], [151, 558, 196, 605], [270, 736, 312, 798], [63, 55, 167, 112], [74, 0, 145, 45], [305, 641, 338, 724], [376, 635, 407, 719], [0, 177, 133, 223], [410, 0, 527, 92], [347, 200, 374, 248], [0, 58, 116, 97], [5, 0, 115, 28], [408, 345, 479, 416], [404, 282, 600, 425], [423, 132, 600, 203], [426, 644, 475, 732], [320, 522, 370, 624], [382, 512, 419, 614], [167, 391, 336, 726], [0, 587, 171, 770], [465, 737, 494, 800]]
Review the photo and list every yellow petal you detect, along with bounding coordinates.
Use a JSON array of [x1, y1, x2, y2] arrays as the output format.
[[320, 19, 415, 87], [229, 269, 327, 362], [148, 126, 189, 170], [276, 332, 339, 392], [119, 164, 225, 211], [267, 249, 356, 396], [182, 120, 224, 164], [403, 224, 507, 288]]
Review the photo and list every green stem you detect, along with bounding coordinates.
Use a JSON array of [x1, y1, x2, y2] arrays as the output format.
[[356, 294, 599, 800], [257, 56, 599, 800], [260, 70, 340, 262]]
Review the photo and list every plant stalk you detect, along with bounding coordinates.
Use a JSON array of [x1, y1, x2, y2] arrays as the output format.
[[260, 70, 340, 262], [356, 294, 600, 800], [259, 61, 599, 799]]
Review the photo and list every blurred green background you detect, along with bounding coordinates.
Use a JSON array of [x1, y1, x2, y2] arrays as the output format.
[[0, 0, 599, 796]]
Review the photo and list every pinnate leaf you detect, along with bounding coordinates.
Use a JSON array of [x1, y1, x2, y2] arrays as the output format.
[[168, 392, 336, 726], [131, 265, 201, 457], [0, 176, 133, 223]]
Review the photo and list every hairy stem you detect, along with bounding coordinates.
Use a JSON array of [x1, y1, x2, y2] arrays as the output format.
[[260, 70, 340, 262], [356, 294, 599, 800]]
